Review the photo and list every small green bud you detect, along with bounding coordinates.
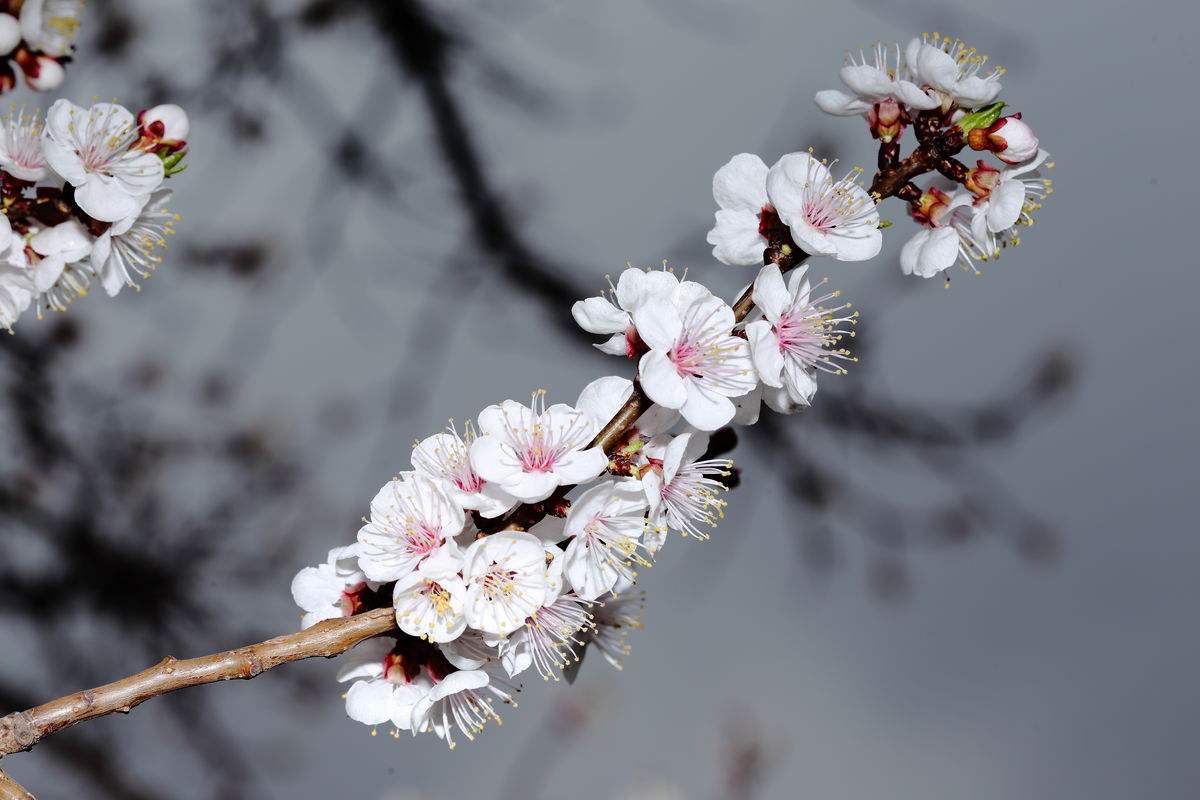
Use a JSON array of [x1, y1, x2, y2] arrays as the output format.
[[956, 102, 1006, 134]]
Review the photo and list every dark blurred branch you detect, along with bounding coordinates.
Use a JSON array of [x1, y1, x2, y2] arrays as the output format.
[[0, 609, 396, 759]]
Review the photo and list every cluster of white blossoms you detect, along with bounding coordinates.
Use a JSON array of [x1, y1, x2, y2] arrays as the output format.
[[293, 259, 858, 747], [0, 99, 190, 331], [814, 33, 1053, 283], [291, 32, 1050, 748], [0, 0, 85, 92]]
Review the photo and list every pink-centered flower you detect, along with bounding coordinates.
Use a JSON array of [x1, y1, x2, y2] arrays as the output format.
[[42, 100, 165, 222], [356, 472, 465, 582], [634, 283, 756, 431], [706, 151, 882, 267], [412, 421, 517, 518], [337, 638, 433, 732], [410, 668, 518, 749], [469, 392, 607, 504], [0, 106, 47, 181], [461, 531, 549, 637], [745, 264, 857, 411], [561, 479, 649, 601], [641, 432, 732, 544]]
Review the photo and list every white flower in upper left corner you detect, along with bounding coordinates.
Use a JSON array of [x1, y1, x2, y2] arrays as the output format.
[[634, 283, 756, 431], [290, 545, 368, 629], [42, 100, 165, 222], [392, 547, 468, 643], [469, 393, 607, 504], [356, 473, 465, 582], [19, 0, 85, 57], [745, 264, 857, 412], [0, 107, 47, 182], [90, 189, 177, 297], [412, 422, 517, 518], [461, 531, 549, 637], [561, 479, 648, 601], [572, 266, 679, 356]]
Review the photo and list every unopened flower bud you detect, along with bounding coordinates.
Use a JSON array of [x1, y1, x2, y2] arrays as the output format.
[[963, 159, 1001, 199], [867, 97, 905, 142], [23, 54, 64, 91], [0, 13, 20, 55], [968, 114, 1038, 164], [137, 104, 190, 150], [910, 187, 954, 227]]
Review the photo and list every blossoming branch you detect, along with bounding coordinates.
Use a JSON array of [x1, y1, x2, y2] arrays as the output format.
[[0, 1, 84, 93], [0, 32, 1053, 779], [0, 99, 191, 331]]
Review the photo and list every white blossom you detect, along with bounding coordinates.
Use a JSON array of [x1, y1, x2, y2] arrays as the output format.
[[89, 189, 177, 297], [634, 283, 755, 431], [0, 13, 19, 55], [290, 545, 368, 629], [19, 0, 84, 58], [357, 473, 465, 582], [469, 392, 607, 504], [966, 149, 1053, 241], [0, 214, 32, 331], [337, 638, 432, 731], [42, 100, 165, 222], [409, 668, 518, 749], [904, 34, 1003, 110], [706, 151, 881, 267], [411, 422, 517, 518], [561, 479, 648, 601], [500, 592, 594, 681], [744, 264, 857, 412], [28, 218, 91, 314], [572, 266, 680, 356], [813, 42, 939, 117], [461, 531, 549, 637], [392, 546, 468, 643], [0, 106, 47, 181], [641, 432, 731, 543]]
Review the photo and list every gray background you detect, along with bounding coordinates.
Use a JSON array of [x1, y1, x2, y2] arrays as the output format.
[[2, 0, 1198, 798]]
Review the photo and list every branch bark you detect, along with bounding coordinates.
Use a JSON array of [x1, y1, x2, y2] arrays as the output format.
[[0, 768, 34, 799], [0, 247, 809, 762], [0, 608, 397, 759]]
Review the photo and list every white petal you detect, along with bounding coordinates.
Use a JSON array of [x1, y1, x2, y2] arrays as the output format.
[[707, 208, 766, 266], [711, 152, 769, 212], [679, 383, 736, 431], [631, 299, 682, 351], [986, 180, 1026, 232], [345, 680, 395, 726], [839, 64, 892, 99], [745, 319, 784, 388], [575, 375, 633, 431], [638, 349, 688, 409], [752, 264, 789, 321], [572, 296, 628, 334], [553, 446, 608, 484], [814, 89, 871, 116]]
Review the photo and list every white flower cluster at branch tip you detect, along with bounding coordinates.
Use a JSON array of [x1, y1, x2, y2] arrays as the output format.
[[813, 33, 1054, 284], [291, 31, 1053, 749], [0, 0, 85, 92], [0, 99, 190, 331]]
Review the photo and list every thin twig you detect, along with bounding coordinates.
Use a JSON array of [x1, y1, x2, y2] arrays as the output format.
[[0, 608, 396, 758]]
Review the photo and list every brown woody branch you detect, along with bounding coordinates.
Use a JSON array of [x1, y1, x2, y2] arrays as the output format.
[[0, 769, 34, 800], [0, 246, 808, 763], [0, 608, 397, 758]]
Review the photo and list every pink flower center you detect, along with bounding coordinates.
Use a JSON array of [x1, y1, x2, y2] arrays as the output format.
[[775, 310, 823, 360], [406, 524, 443, 555], [669, 336, 705, 377]]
